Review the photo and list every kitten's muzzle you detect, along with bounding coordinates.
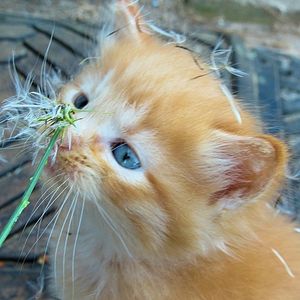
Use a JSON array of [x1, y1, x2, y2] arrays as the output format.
[[58, 132, 82, 152]]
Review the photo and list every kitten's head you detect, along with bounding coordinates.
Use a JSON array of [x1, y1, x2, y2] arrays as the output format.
[[49, 0, 287, 260]]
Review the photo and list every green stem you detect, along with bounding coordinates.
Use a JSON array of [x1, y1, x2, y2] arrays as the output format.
[[0, 127, 63, 248]]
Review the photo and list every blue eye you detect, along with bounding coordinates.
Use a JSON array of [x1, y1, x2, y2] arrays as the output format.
[[111, 143, 141, 170]]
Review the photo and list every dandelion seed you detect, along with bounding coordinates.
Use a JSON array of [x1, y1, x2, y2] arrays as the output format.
[[210, 39, 246, 124], [225, 66, 247, 78], [271, 248, 295, 278], [79, 56, 100, 65], [210, 39, 248, 78], [219, 83, 242, 124], [148, 23, 186, 44], [287, 169, 300, 181]]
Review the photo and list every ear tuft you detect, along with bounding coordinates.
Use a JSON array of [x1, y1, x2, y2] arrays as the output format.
[[114, 0, 146, 37], [201, 131, 287, 210]]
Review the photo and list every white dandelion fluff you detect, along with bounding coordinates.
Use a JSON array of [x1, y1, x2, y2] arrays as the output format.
[[271, 248, 295, 278], [210, 39, 247, 124], [0, 58, 72, 164]]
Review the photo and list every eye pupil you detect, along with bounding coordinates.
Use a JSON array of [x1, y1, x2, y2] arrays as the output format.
[[124, 153, 130, 160], [111, 143, 141, 170], [74, 93, 89, 109]]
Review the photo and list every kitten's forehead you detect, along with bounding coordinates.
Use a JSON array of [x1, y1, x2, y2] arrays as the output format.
[[63, 36, 243, 147], [61, 66, 150, 128]]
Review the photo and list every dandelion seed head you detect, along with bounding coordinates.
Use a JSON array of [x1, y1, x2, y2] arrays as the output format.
[[0, 59, 74, 164]]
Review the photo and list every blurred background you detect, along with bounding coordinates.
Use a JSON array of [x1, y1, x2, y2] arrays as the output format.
[[0, 0, 300, 56], [0, 1, 299, 299]]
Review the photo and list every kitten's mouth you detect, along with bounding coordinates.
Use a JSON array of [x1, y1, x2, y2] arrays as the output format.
[[58, 144, 71, 152], [45, 157, 78, 179], [48, 146, 89, 179], [45, 145, 73, 175], [45, 164, 56, 176]]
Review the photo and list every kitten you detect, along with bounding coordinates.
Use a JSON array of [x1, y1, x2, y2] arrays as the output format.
[[47, 1, 300, 299]]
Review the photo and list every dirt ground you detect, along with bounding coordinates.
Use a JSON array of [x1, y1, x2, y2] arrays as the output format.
[[0, 0, 299, 57]]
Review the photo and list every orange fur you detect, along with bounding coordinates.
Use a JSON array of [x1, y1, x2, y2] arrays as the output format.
[[47, 2, 300, 299]]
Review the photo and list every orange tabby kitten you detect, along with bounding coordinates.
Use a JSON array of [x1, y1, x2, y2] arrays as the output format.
[[47, 1, 300, 299]]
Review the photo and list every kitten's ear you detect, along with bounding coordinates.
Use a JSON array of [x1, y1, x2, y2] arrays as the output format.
[[201, 131, 287, 210], [112, 0, 148, 38]]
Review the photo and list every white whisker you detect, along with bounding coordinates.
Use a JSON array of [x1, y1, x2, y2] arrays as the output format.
[[21, 175, 65, 236], [93, 199, 133, 258], [38, 184, 74, 278], [21, 183, 71, 265], [34, 177, 68, 252], [40, 28, 54, 95], [72, 195, 85, 300], [54, 186, 75, 287], [19, 176, 65, 257], [62, 191, 79, 299]]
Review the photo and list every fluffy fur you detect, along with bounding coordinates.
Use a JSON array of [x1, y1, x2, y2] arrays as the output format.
[[46, 1, 300, 299]]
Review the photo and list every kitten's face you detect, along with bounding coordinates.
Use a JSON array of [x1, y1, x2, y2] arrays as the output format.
[[48, 2, 286, 260]]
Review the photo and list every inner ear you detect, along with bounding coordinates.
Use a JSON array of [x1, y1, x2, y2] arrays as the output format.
[[201, 131, 287, 209]]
